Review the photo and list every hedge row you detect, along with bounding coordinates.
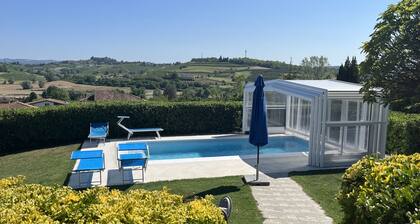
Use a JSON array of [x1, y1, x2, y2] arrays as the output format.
[[0, 176, 226, 223], [337, 154, 420, 224], [1, 101, 418, 155], [0, 101, 242, 154], [387, 112, 420, 154]]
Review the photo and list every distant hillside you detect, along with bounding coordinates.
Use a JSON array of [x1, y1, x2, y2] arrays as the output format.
[[0, 56, 339, 101], [0, 58, 58, 65]]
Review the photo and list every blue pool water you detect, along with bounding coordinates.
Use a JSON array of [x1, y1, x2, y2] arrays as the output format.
[[147, 136, 308, 160]]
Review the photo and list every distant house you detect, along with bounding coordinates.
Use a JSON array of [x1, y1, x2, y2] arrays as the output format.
[[0, 101, 36, 110], [83, 90, 141, 101], [27, 99, 68, 107]]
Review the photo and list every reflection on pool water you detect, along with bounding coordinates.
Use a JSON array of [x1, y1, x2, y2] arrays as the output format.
[[147, 136, 308, 160]]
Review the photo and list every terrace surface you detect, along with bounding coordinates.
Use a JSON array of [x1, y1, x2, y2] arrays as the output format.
[[68, 135, 316, 188]]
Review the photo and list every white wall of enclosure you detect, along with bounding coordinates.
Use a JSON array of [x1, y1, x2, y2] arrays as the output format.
[[243, 80, 388, 167]]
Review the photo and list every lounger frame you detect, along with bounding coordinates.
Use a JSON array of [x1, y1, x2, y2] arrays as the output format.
[[117, 116, 163, 140]]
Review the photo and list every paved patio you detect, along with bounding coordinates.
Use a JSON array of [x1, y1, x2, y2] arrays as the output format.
[[68, 138, 263, 188], [67, 136, 335, 188]]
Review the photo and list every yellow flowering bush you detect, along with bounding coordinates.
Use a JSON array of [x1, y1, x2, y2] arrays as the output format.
[[0, 176, 226, 224], [337, 154, 420, 224]]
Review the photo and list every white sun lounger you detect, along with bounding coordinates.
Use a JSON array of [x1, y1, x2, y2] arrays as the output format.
[[117, 116, 163, 140]]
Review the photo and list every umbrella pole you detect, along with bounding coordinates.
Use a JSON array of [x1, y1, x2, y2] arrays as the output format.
[[256, 146, 260, 181]]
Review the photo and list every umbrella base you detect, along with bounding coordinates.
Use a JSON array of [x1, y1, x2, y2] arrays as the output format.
[[242, 175, 270, 186]]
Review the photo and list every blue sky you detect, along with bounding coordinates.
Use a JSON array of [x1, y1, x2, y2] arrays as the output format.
[[0, 0, 398, 65]]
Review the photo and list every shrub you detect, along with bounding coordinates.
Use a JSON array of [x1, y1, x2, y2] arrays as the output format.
[[25, 92, 38, 102], [0, 101, 242, 154], [0, 176, 226, 224], [42, 86, 70, 100], [337, 154, 420, 224], [20, 80, 33, 89], [387, 112, 420, 154], [38, 80, 45, 88]]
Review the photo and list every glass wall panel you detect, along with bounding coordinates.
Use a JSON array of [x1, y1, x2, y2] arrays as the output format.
[[244, 90, 287, 131], [346, 101, 358, 146], [329, 100, 342, 121], [328, 99, 342, 143], [298, 99, 311, 133], [292, 97, 299, 129], [287, 96, 311, 135], [267, 108, 286, 127], [266, 91, 286, 106]]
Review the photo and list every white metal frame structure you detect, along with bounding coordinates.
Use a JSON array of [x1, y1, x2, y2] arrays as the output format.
[[243, 80, 388, 167]]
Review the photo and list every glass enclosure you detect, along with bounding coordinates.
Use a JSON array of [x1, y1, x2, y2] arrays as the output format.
[[243, 91, 286, 132], [243, 80, 388, 168]]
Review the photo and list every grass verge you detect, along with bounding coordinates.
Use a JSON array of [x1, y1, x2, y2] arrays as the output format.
[[290, 170, 345, 224]]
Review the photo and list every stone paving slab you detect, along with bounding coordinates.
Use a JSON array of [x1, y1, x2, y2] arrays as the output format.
[[250, 174, 333, 224]]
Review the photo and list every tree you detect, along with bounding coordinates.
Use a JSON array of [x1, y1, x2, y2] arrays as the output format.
[[337, 57, 359, 83], [0, 64, 7, 72], [42, 86, 69, 100], [25, 92, 38, 102], [300, 56, 330, 79], [181, 88, 196, 100], [153, 89, 162, 98], [169, 72, 178, 80], [131, 87, 145, 98], [360, 0, 420, 112], [68, 90, 84, 101], [348, 57, 359, 83], [231, 74, 247, 100], [20, 80, 33, 89], [38, 80, 45, 88], [30, 76, 37, 83], [164, 84, 177, 100]]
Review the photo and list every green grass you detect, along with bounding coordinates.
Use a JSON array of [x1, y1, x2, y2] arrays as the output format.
[[290, 170, 345, 224], [0, 144, 263, 224], [0, 144, 78, 185], [0, 70, 44, 81]]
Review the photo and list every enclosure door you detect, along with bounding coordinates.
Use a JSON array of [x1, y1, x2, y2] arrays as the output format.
[[266, 91, 287, 133], [267, 107, 286, 133]]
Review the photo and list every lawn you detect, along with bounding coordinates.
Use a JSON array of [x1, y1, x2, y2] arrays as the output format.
[[290, 170, 345, 224], [0, 144, 78, 185], [0, 144, 264, 224]]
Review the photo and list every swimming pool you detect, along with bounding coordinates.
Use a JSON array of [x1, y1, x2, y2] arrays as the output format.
[[147, 136, 308, 160]]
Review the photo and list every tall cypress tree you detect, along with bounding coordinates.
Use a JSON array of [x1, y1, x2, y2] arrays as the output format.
[[337, 57, 359, 83], [349, 57, 359, 83]]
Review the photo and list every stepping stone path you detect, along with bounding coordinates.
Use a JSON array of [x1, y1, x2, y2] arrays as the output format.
[[250, 175, 333, 224]]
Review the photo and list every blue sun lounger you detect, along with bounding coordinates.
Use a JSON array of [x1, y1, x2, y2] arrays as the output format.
[[71, 150, 104, 187], [120, 158, 148, 183], [88, 122, 109, 143], [71, 149, 103, 159], [117, 142, 149, 183], [117, 142, 148, 151]]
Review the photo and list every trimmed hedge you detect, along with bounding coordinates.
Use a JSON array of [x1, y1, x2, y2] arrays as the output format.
[[1, 101, 418, 156], [0, 101, 242, 154], [337, 154, 420, 224], [0, 176, 226, 223], [387, 112, 420, 154]]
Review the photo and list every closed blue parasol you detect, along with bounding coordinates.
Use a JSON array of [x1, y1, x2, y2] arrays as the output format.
[[249, 75, 268, 181]]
